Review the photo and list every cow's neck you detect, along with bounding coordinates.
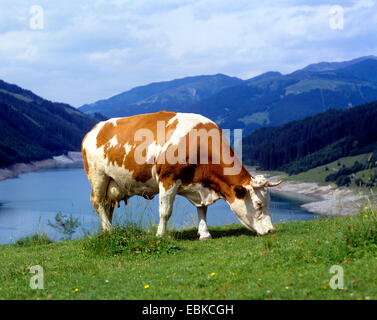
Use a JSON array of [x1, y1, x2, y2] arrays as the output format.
[[207, 164, 252, 203]]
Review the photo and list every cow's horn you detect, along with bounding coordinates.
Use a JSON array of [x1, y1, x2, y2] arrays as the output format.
[[250, 180, 268, 189], [267, 180, 283, 187]]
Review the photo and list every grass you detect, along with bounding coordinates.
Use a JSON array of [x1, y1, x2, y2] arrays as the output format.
[[246, 153, 372, 186], [14, 233, 54, 247], [82, 224, 181, 256], [285, 153, 370, 185], [354, 167, 377, 184], [238, 112, 270, 126], [1, 207, 377, 300]]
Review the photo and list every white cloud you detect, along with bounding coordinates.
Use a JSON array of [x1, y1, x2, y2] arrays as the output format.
[[0, 0, 376, 106]]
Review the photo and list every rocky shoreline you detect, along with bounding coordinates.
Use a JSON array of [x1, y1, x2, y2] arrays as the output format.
[[0, 152, 83, 181], [272, 181, 368, 216]]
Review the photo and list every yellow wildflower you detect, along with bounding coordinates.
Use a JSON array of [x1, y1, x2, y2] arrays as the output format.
[[144, 284, 149, 289], [210, 272, 215, 277]]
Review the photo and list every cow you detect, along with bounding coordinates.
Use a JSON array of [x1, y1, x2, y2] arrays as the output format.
[[81, 111, 281, 239]]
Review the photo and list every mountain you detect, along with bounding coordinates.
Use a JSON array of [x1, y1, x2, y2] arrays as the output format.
[[79, 74, 243, 118], [299, 55, 377, 72], [79, 56, 377, 135], [187, 57, 377, 134], [246, 71, 282, 83], [0, 79, 98, 167], [242, 99, 377, 175]]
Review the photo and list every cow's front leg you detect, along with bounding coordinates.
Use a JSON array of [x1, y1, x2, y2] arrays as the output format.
[[156, 182, 179, 237], [197, 206, 212, 240]]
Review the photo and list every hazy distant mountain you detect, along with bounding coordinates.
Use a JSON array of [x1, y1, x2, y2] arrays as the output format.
[[246, 71, 282, 83], [79, 74, 243, 118], [0, 79, 98, 167], [299, 55, 377, 72], [79, 56, 377, 135]]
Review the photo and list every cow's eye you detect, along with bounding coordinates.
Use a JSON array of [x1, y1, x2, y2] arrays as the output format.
[[255, 200, 263, 208]]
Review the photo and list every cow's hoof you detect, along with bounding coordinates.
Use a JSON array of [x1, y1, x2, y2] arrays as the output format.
[[199, 234, 212, 240]]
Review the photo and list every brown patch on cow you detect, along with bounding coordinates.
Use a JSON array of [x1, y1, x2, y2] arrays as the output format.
[[96, 121, 117, 149], [103, 143, 125, 167]]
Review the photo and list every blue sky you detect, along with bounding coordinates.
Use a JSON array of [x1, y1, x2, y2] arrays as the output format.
[[0, 0, 376, 106]]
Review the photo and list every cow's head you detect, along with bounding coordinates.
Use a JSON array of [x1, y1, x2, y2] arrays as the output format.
[[229, 175, 282, 235]]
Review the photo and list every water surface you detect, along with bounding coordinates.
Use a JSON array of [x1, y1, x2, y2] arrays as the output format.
[[0, 168, 319, 244]]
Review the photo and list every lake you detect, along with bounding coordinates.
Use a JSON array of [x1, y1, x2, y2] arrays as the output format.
[[0, 168, 320, 244]]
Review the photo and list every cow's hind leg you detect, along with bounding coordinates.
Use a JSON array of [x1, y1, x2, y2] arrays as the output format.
[[156, 182, 179, 237], [89, 171, 113, 232], [197, 206, 212, 240]]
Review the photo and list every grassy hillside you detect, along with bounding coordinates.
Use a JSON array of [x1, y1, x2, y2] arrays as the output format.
[[0, 80, 99, 167], [285, 153, 371, 184], [243, 99, 377, 180], [1, 208, 376, 300]]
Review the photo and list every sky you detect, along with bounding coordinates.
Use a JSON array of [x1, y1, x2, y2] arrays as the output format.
[[0, 0, 376, 107]]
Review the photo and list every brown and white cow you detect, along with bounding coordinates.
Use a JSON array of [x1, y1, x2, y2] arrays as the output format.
[[82, 111, 281, 239]]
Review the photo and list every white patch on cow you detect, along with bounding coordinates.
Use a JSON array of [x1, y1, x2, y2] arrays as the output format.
[[82, 121, 106, 151], [146, 140, 163, 163], [156, 182, 180, 237], [197, 206, 212, 240], [82, 121, 108, 174], [124, 142, 132, 155], [108, 136, 118, 147], [162, 113, 214, 151], [110, 118, 122, 126], [178, 183, 221, 207]]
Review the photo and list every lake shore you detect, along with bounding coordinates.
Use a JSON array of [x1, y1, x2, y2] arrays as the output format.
[[246, 167, 369, 216], [0, 157, 369, 216], [0, 152, 83, 181], [272, 180, 368, 216]]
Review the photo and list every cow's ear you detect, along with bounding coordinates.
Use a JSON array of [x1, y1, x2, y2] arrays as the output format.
[[233, 185, 247, 199]]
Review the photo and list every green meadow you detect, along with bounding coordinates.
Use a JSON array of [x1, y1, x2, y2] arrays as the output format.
[[0, 207, 376, 300]]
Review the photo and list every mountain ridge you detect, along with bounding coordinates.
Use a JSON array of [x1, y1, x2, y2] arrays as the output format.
[[79, 73, 243, 117], [78, 56, 377, 135]]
